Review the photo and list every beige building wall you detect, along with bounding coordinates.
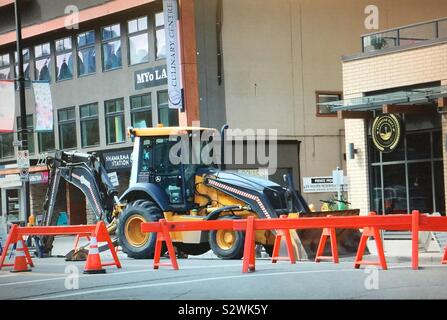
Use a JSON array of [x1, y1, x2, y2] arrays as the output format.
[[343, 42, 447, 214], [220, 0, 447, 206]]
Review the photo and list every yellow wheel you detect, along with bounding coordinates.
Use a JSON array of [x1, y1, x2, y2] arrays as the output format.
[[216, 230, 236, 250], [117, 200, 164, 259], [124, 215, 149, 247], [209, 216, 245, 259]]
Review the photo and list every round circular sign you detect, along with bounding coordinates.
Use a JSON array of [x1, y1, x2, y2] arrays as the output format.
[[371, 114, 402, 153]]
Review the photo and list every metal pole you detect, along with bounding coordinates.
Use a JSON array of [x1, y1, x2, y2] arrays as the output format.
[[14, 0, 30, 222]]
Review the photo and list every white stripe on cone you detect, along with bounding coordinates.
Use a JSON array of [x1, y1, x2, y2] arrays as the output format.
[[16, 241, 25, 257], [89, 237, 99, 254]]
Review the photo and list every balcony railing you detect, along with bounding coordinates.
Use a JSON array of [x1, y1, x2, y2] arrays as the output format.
[[361, 17, 447, 53]]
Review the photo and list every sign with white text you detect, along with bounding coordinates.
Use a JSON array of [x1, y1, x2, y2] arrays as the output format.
[[134, 65, 168, 90], [163, 0, 184, 110], [303, 176, 348, 193]]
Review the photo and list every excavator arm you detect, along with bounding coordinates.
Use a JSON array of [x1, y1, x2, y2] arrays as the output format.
[[38, 150, 120, 256]]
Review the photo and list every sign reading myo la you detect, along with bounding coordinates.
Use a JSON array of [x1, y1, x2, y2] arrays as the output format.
[[303, 176, 348, 193], [135, 65, 168, 90]]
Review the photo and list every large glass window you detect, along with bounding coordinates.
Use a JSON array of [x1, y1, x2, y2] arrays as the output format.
[[0, 53, 12, 80], [157, 91, 179, 126], [38, 131, 55, 153], [131, 93, 152, 128], [58, 107, 77, 149], [369, 120, 444, 215], [77, 30, 96, 76], [101, 24, 122, 71], [80, 103, 99, 147], [55, 37, 73, 81], [34, 43, 51, 82], [0, 133, 13, 158], [14, 48, 31, 83], [155, 12, 166, 60], [128, 17, 149, 65], [105, 98, 125, 144], [17, 115, 35, 155]]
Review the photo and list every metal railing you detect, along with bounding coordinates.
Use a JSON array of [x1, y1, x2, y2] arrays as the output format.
[[361, 17, 447, 53]]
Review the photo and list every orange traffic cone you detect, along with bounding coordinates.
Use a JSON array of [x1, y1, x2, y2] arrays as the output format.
[[83, 237, 106, 274], [11, 241, 31, 273]]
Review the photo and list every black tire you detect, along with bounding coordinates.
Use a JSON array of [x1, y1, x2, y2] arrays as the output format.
[[209, 216, 245, 260], [263, 245, 274, 257], [117, 200, 164, 259], [174, 242, 210, 256]]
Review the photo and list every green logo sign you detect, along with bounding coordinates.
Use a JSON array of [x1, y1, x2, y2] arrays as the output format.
[[371, 114, 402, 153]]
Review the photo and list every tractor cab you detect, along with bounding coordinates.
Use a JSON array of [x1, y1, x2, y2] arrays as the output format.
[[127, 126, 218, 211]]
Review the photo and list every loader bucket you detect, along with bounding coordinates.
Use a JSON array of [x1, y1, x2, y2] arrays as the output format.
[[297, 209, 367, 259]]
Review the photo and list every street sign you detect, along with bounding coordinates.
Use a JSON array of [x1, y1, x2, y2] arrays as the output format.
[[13, 140, 22, 147], [302, 176, 348, 193], [17, 150, 30, 169], [20, 168, 29, 182]]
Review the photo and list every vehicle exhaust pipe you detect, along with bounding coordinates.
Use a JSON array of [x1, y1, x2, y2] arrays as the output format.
[[220, 124, 229, 170]]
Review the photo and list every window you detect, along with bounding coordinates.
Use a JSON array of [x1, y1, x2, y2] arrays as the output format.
[[55, 37, 73, 81], [77, 30, 96, 76], [0, 133, 13, 158], [316, 91, 342, 117], [128, 17, 149, 65], [131, 93, 152, 128], [80, 103, 99, 147], [0, 53, 12, 80], [38, 131, 55, 153], [158, 91, 179, 126], [105, 98, 125, 144], [58, 107, 77, 149], [14, 48, 31, 82], [17, 115, 35, 155], [101, 24, 122, 71], [369, 122, 444, 215], [34, 43, 51, 82], [155, 12, 166, 60]]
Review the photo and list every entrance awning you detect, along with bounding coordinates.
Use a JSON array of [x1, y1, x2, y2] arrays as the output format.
[[319, 85, 447, 113]]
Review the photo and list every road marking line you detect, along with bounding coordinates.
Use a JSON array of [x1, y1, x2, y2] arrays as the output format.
[[0, 263, 248, 287], [29, 268, 357, 300], [0, 274, 16, 279]]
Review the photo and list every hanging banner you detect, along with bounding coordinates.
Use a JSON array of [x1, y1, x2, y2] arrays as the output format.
[[0, 80, 15, 133], [32, 81, 53, 132], [163, 0, 184, 110]]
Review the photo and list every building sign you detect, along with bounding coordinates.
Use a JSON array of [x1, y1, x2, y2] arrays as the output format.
[[29, 171, 49, 185], [163, 0, 184, 110], [134, 65, 168, 90], [303, 176, 348, 193], [103, 150, 132, 172], [33, 81, 54, 132], [371, 114, 402, 153], [0, 80, 15, 132]]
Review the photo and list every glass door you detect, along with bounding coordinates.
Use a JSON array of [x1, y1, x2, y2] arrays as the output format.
[[5, 189, 21, 223]]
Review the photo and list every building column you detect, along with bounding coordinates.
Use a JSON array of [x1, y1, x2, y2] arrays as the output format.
[[178, 0, 200, 126], [344, 118, 370, 216], [442, 80, 447, 214]]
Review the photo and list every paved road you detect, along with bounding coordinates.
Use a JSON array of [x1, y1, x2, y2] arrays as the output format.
[[1, 252, 447, 300]]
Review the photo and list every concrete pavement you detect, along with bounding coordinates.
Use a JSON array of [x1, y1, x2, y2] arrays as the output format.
[[1, 236, 447, 300]]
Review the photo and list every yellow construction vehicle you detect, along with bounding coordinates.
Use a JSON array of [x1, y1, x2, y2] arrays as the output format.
[[39, 125, 361, 260]]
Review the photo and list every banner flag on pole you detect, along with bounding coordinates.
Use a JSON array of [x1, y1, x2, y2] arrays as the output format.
[[32, 81, 53, 132], [0, 80, 15, 133], [163, 0, 184, 110]]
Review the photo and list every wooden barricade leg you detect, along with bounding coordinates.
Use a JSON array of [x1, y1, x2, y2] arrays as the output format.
[[354, 217, 387, 270], [442, 246, 447, 265], [242, 216, 256, 273], [412, 210, 420, 270], [0, 225, 18, 269], [153, 220, 179, 270], [94, 221, 121, 269], [315, 227, 339, 264], [271, 215, 296, 264]]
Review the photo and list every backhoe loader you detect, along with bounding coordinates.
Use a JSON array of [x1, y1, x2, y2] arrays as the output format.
[[39, 125, 361, 260]]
